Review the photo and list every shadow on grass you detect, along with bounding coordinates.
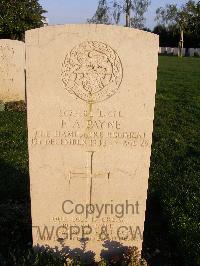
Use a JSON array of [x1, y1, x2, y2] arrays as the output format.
[[0, 158, 29, 201], [0, 158, 32, 260], [143, 192, 182, 266]]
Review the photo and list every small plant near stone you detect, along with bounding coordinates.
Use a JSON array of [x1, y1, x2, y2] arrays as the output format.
[[122, 247, 147, 266], [5, 100, 27, 112], [1, 246, 147, 266], [0, 101, 5, 111]]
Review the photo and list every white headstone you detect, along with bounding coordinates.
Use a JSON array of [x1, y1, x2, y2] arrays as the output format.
[[189, 48, 195, 57], [160, 47, 167, 54], [26, 25, 158, 261], [173, 48, 179, 56], [167, 47, 173, 55], [0, 40, 25, 102]]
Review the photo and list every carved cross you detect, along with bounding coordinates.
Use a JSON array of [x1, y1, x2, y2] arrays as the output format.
[[69, 151, 110, 206]]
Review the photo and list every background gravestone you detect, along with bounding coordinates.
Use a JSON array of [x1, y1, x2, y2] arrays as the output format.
[[189, 48, 195, 57], [26, 25, 158, 261], [173, 48, 179, 56], [0, 40, 25, 102]]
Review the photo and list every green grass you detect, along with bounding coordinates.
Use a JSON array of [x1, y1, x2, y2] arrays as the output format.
[[0, 56, 200, 265], [145, 56, 200, 266], [0, 112, 29, 201], [0, 112, 31, 263]]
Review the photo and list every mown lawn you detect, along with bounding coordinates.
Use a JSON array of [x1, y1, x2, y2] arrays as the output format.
[[0, 56, 199, 265], [144, 56, 200, 266]]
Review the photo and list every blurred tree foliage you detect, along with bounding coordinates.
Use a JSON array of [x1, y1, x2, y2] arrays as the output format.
[[88, 0, 151, 29], [87, 0, 112, 25], [0, 0, 46, 41], [154, 0, 200, 48]]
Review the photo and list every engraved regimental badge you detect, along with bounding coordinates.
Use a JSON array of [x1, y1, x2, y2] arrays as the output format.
[[61, 41, 123, 103]]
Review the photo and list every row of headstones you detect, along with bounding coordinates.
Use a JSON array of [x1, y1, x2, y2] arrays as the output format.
[[159, 47, 200, 57], [1, 38, 199, 105]]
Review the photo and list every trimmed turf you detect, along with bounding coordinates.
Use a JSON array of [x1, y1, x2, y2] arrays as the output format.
[[145, 56, 200, 266], [0, 56, 199, 265], [0, 112, 28, 200]]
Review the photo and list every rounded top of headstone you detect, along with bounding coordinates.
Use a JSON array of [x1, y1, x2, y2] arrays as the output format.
[[61, 41, 123, 104]]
